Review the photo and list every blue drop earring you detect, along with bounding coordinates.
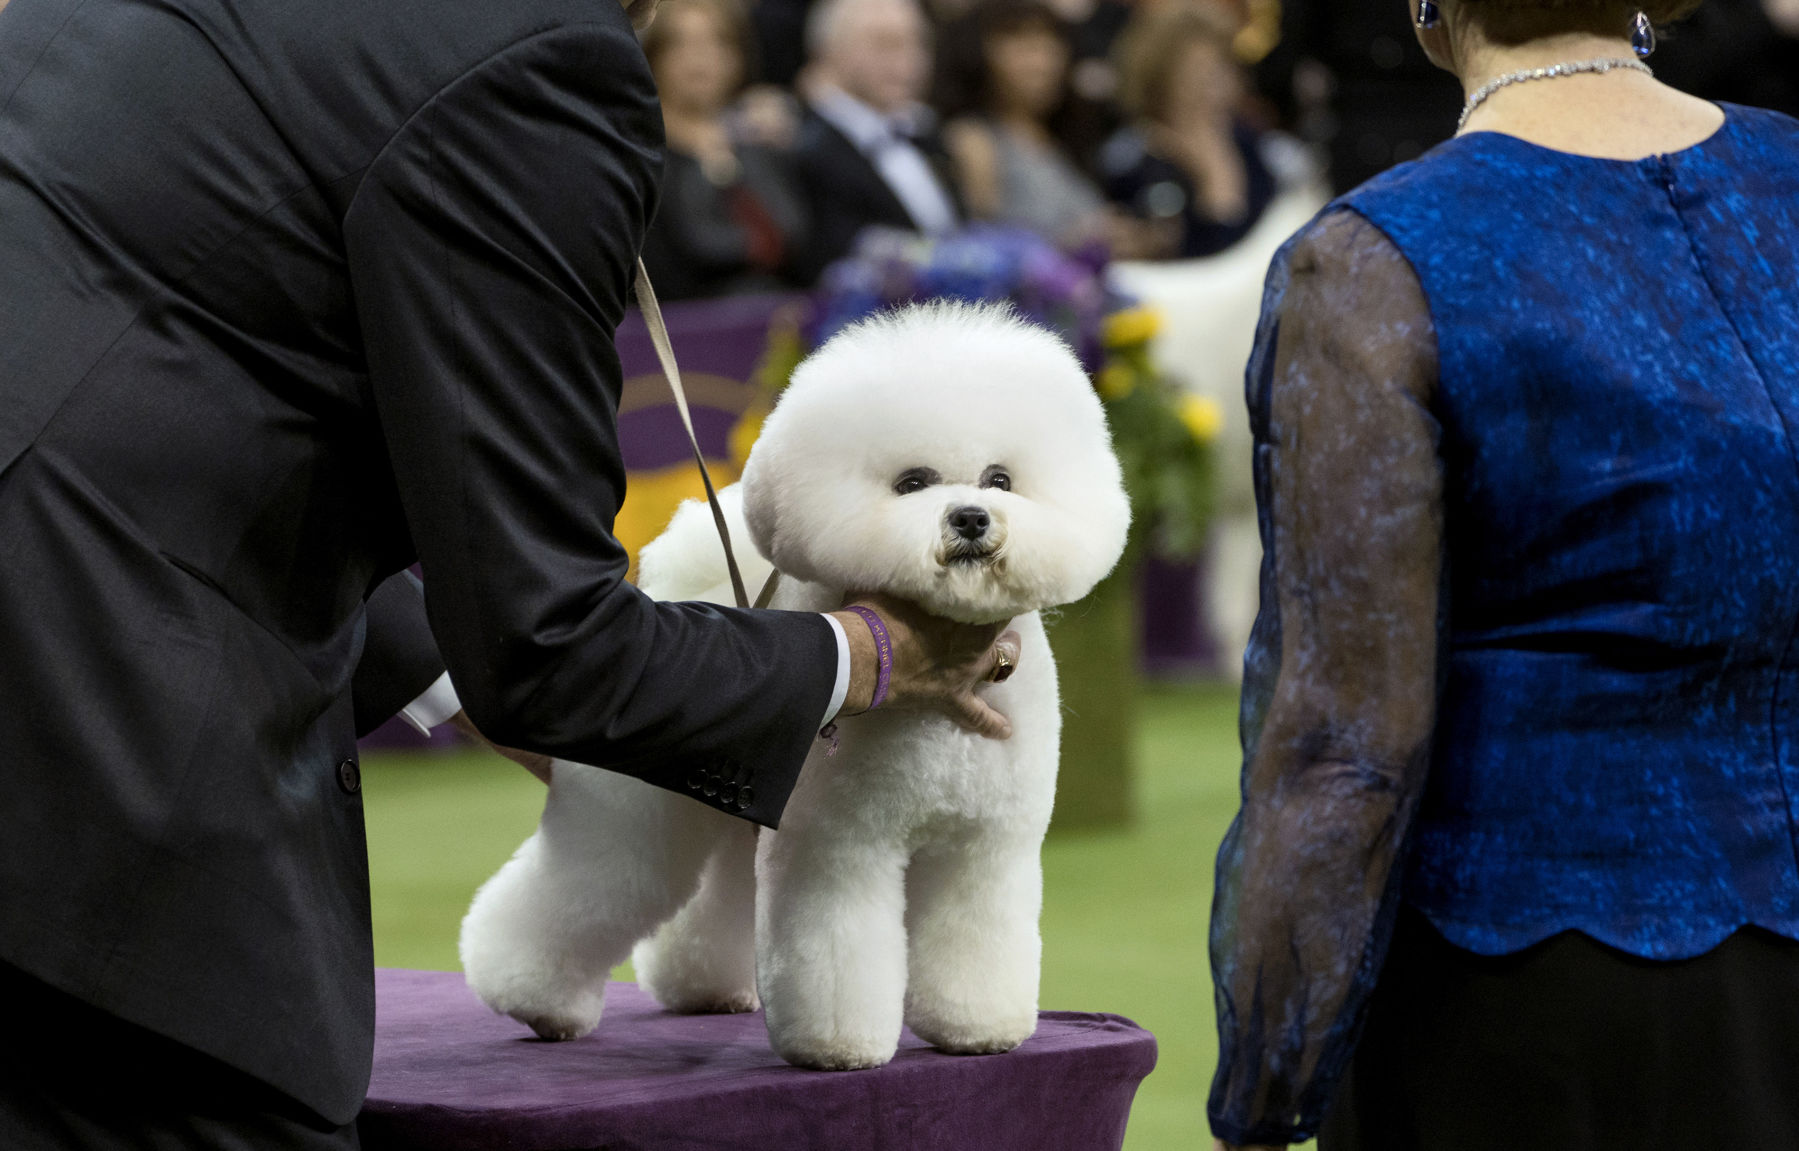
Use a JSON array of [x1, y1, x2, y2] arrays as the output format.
[[1632, 10, 1656, 57], [1416, 0, 1441, 28]]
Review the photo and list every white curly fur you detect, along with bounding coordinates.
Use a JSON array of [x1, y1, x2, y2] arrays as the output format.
[[459, 301, 1131, 1069]]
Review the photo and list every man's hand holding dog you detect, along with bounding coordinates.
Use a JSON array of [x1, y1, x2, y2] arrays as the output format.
[[833, 593, 1021, 739]]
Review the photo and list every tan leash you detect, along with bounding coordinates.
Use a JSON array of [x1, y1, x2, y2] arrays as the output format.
[[633, 260, 781, 611]]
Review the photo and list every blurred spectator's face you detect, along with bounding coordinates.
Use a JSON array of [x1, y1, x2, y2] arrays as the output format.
[[1769, 0, 1799, 36], [826, 0, 931, 115], [985, 24, 1068, 121], [652, 4, 743, 116], [1162, 37, 1239, 124]]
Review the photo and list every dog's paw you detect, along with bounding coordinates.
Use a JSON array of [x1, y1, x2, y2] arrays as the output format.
[[474, 981, 606, 1042], [772, 1034, 897, 1071], [921, 1030, 1031, 1056], [906, 1012, 1036, 1056], [518, 1010, 601, 1042], [647, 985, 760, 1015]]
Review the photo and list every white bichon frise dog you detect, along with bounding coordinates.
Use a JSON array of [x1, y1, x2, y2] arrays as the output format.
[[459, 301, 1131, 1070]]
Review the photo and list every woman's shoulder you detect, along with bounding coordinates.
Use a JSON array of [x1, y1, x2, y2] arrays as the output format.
[[1280, 208, 1410, 289], [1336, 103, 1799, 229], [1717, 101, 1799, 136], [1711, 101, 1799, 163], [1333, 140, 1488, 209], [1249, 206, 1436, 414]]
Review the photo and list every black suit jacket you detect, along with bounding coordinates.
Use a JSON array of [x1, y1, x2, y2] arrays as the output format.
[[0, 0, 835, 1124], [791, 105, 964, 283], [352, 570, 449, 738]]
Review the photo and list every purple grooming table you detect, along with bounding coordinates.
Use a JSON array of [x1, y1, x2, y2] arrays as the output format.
[[359, 969, 1157, 1151]]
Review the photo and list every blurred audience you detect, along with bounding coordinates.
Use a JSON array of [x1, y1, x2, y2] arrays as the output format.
[[639, 0, 812, 300], [1253, 0, 1460, 194], [1656, 0, 1799, 119], [1100, 3, 1278, 259], [749, 0, 815, 87], [936, 0, 1113, 247], [1064, 0, 1134, 105], [640, 0, 1799, 298], [790, 0, 963, 282]]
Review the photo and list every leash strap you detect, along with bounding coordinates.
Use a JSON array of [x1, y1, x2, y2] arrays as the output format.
[[754, 568, 782, 609], [633, 259, 754, 610]]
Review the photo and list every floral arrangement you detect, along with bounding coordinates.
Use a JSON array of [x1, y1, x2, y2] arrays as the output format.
[[1095, 304, 1222, 560], [814, 226, 1113, 372], [734, 225, 1220, 561]]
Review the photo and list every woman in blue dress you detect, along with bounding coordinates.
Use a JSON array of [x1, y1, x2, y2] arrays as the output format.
[[1207, 1, 1799, 1147]]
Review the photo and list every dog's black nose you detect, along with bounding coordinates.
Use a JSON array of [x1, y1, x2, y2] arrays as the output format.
[[949, 506, 990, 540]]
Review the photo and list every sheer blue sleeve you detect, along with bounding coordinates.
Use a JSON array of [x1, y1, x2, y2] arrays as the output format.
[[1207, 209, 1447, 1146]]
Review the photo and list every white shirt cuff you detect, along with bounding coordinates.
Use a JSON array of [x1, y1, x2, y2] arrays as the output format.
[[399, 672, 462, 735], [821, 613, 852, 728]]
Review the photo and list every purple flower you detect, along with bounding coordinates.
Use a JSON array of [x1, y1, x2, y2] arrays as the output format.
[[814, 225, 1137, 372]]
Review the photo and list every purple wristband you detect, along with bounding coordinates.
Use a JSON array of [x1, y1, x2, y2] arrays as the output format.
[[844, 605, 894, 710]]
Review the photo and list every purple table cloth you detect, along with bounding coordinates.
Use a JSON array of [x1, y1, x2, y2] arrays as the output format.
[[359, 969, 1157, 1151]]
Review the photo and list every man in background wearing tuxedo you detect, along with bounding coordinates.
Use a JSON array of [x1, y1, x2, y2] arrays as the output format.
[[792, 0, 964, 282], [0, 0, 1014, 1144]]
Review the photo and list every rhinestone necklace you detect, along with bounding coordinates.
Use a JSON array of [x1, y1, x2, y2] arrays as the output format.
[[1459, 57, 1653, 133]]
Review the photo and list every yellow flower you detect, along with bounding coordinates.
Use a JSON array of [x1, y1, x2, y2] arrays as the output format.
[[1097, 363, 1136, 402], [1102, 306, 1162, 349], [1177, 394, 1225, 443]]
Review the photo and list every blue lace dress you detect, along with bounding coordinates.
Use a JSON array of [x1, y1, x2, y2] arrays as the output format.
[[1209, 103, 1799, 1146]]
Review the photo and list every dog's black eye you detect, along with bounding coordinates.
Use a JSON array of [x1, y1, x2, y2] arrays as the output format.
[[981, 466, 1012, 492], [893, 467, 941, 495]]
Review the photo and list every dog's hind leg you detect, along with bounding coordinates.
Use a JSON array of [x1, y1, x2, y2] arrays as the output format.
[[459, 766, 719, 1040], [902, 831, 1043, 1055], [633, 818, 760, 1013]]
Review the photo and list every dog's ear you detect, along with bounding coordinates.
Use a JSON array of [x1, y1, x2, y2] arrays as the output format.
[[739, 424, 795, 570], [739, 455, 776, 563]]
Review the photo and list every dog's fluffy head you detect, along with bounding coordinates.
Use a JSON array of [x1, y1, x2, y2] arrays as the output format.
[[741, 302, 1131, 623]]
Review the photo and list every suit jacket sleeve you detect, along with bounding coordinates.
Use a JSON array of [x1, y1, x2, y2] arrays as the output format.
[[791, 116, 881, 286], [340, 16, 837, 827], [353, 570, 448, 738]]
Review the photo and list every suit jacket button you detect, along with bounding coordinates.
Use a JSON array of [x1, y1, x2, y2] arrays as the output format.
[[702, 772, 720, 797], [735, 785, 754, 811], [717, 782, 739, 805], [686, 767, 706, 791], [337, 759, 361, 795]]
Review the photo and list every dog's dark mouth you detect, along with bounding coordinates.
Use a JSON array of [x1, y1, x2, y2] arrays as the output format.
[[942, 543, 1000, 567]]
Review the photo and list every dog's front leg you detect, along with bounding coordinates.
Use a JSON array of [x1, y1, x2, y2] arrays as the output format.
[[902, 830, 1043, 1054], [755, 824, 909, 1070]]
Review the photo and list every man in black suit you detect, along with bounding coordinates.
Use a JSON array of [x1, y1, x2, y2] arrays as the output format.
[[0, 0, 1014, 1143], [791, 0, 964, 283]]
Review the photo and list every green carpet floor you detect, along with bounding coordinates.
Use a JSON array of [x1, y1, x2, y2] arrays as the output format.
[[363, 682, 1253, 1150]]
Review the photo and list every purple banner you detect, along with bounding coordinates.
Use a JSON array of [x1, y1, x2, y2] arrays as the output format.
[[614, 292, 813, 470]]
